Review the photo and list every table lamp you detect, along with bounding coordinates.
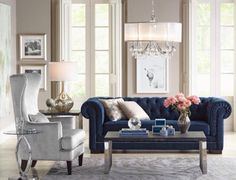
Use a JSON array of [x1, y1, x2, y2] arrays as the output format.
[[49, 61, 77, 112]]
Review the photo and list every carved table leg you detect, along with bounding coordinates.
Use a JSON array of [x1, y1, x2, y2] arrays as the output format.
[[16, 135, 32, 179], [8, 135, 38, 180]]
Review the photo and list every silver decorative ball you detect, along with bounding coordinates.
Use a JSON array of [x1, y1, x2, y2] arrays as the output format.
[[46, 98, 55, 108], [128, 117, 141, 130]]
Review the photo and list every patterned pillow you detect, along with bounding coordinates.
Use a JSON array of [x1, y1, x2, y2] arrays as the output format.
[[100, 98, 126, 121], [118, 101, 150, 120], [28, 112, 49, 123]]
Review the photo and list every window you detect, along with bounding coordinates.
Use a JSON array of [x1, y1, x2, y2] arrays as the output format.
[[60, 0, 122, 108], [191, 0, 235, 96], [220, 2, 235, 96], [94, 4, 110, 96], [70, 3, 86, 98]]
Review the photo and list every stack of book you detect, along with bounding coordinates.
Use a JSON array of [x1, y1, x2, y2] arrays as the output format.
[[119, 128, 148, 137]]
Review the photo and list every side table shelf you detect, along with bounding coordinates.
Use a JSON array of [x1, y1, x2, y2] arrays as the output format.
[[4, 130, 40, 180]]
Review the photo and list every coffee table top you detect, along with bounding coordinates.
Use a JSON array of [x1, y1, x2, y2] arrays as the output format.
[[104, 131, 206, 142]]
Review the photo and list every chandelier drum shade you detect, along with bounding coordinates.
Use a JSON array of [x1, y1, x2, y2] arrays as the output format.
[[124, 0, 182, 58], [125, 22, 182, 42]]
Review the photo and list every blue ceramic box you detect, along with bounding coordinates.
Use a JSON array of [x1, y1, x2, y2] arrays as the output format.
[[155, 119, 166, 126], [152, 125, 163, 134]]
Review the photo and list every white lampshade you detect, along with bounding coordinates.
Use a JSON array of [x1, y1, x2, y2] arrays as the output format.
[[125, 22, 182, 43], [49, 61, 77, 81]]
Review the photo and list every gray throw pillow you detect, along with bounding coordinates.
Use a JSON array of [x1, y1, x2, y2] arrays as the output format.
[[100, 98, 126, 121], [28, 112, 49, 123], [118, 101, 150, 120]]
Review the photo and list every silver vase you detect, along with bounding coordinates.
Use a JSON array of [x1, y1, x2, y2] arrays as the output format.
[[54, 91, 74, 113], [177, 112, 191, 134]]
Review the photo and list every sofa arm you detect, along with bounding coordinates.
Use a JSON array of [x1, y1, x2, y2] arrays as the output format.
[[81, 98, 105, 137], [207, 98, 232, 136]]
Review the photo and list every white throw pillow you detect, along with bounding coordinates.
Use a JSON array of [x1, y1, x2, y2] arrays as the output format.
[[100, 98, 126, 121], [118, 101, 150, 120], [28, 112, 49, 123]]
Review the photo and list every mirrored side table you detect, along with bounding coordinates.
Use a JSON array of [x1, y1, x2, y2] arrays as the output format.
[[4, 130, 40, 180]]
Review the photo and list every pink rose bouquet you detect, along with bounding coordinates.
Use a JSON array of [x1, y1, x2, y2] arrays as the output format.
[[163, 93, 201, 115]]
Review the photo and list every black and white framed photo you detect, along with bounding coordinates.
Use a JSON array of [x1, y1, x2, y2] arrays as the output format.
[[19, 34, 47, 60], [20, 64, 47, 91], [136, 55, 169, 93]]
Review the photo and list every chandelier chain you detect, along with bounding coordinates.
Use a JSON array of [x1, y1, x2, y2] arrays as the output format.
[[150, 0, 157, 22]]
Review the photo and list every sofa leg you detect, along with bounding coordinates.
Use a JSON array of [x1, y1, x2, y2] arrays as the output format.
[[21, 160, 28, 171], [78, 154, 83, 166], [66, 161, 72, 175], [208, 150, 222, 154], [31, 160, 37, 167]]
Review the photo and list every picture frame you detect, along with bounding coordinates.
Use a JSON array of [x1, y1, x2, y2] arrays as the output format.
[[19, 34, 47, 60], [19, 64, 47, 91], [136, 55, 169, 93]]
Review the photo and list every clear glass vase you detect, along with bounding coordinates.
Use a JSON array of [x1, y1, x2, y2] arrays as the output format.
[[177, 112, 191, 134]]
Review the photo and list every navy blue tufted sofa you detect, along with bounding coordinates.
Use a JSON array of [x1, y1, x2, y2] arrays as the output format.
[[81, 97, 231, 153]]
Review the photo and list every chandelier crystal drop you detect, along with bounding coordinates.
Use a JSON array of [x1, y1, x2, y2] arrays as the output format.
[[124, 0, 182, 58], [129, 41, 176, 58]]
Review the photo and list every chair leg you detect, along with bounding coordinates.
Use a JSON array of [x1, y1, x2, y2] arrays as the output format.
[[66, 161, 72, 175], [31, 160, 37, 167], [78, 154, 83, 166], [21, 160, 28, 171]]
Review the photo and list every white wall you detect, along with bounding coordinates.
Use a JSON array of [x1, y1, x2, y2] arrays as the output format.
[[126, 0, 182, 97], [0, 0, 16, 133], [16, 0, 51, 110]]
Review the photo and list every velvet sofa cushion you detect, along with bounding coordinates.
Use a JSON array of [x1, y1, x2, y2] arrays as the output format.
[[103, 120, 210, 136]]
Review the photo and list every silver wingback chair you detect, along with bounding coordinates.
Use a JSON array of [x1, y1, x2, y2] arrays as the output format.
[[10, 73, 85, 175]]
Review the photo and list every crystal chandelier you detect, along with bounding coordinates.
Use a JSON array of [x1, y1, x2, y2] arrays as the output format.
[[124, 0, 182, 58]]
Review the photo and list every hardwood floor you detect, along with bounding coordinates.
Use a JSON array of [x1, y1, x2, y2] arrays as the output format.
[[0, 132, 236, 179]]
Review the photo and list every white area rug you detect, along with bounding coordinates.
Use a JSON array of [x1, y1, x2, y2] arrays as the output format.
[[43, 156, 236, 180]]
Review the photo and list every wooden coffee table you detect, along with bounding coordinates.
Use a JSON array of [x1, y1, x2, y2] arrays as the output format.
[[104, 131, 207, 174]]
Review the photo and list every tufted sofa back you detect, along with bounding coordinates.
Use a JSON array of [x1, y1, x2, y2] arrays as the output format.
[[123, 97, 209, 121], [97, 97, 211, 121]]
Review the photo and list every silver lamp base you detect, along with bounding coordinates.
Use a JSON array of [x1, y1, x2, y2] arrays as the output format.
[[54, 91, 74, 112]]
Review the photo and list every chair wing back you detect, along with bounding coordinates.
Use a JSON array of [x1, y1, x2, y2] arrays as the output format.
[[10, 73, 41, 122]]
